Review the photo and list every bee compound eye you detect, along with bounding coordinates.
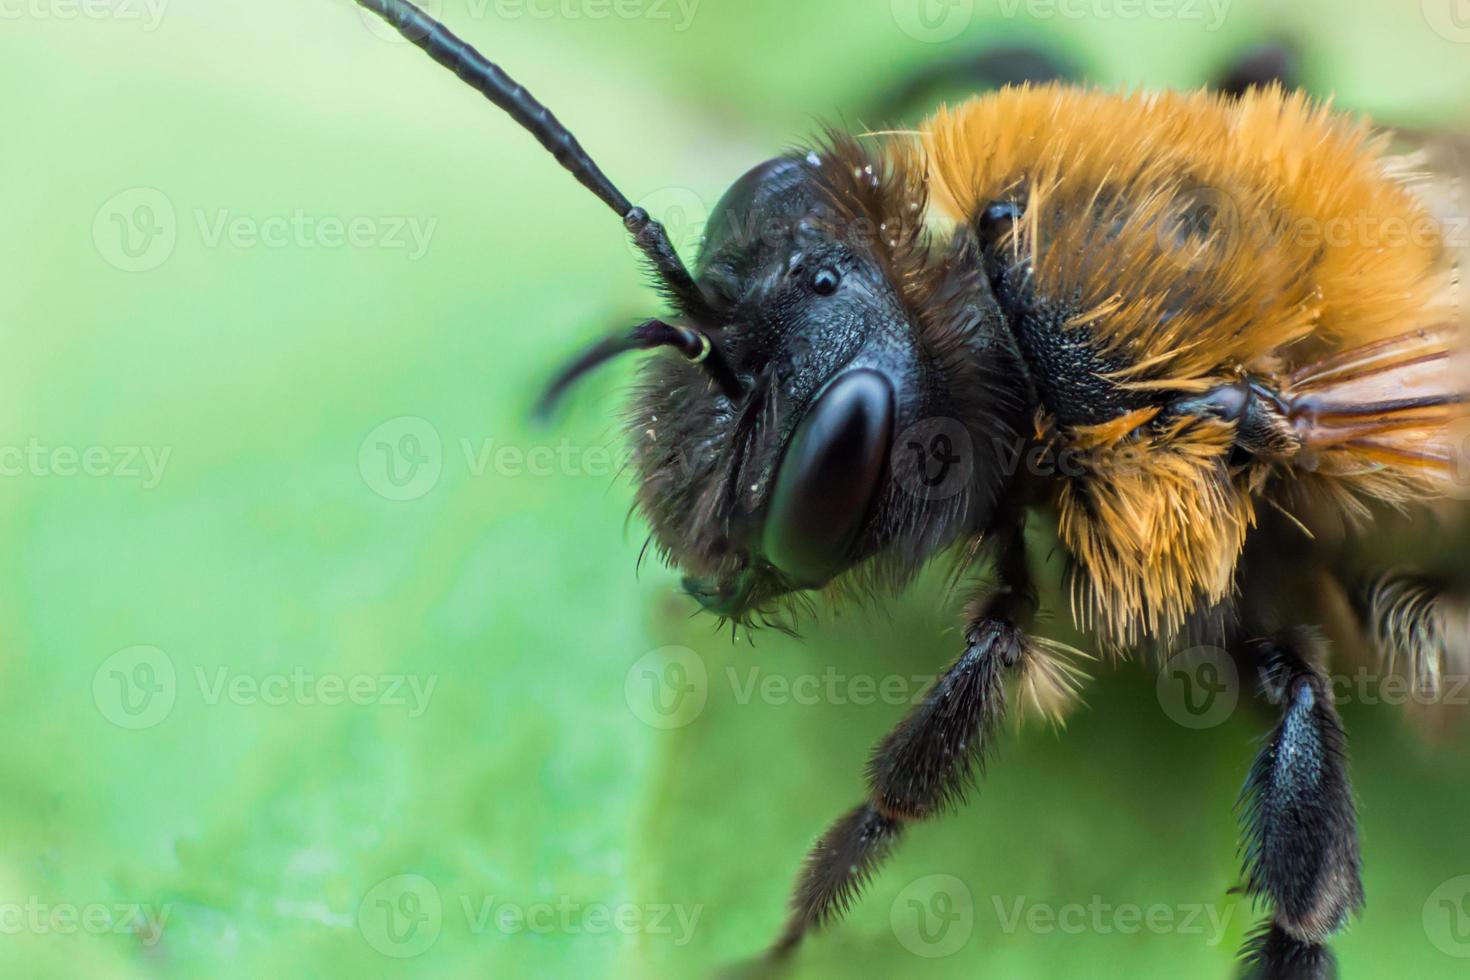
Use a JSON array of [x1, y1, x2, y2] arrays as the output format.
[[761, 369, 894, 589]]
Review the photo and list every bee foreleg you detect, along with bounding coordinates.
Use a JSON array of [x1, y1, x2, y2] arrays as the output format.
[[766, 525, 1034, 960], [1238, 629, 1364, 980]]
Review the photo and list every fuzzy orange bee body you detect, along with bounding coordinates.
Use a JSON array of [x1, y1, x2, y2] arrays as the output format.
[[916, 85, 1467, 647]]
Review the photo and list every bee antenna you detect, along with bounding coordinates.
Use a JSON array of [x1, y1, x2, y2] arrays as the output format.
[[356, 0, 718, 323], [534, 319, 744, 421]]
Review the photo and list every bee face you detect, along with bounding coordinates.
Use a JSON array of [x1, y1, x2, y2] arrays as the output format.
[[628, 150, 1013, 621]]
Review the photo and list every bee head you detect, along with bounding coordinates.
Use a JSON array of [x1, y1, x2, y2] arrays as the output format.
[[603, 139, 1019, 623], [356, 0, 1024, 625]]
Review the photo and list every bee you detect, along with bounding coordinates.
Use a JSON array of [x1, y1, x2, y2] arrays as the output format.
[[353, 1, 1469, 975]]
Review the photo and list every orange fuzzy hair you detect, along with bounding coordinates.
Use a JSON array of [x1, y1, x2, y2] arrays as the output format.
[[916, 85, 1466, 647]]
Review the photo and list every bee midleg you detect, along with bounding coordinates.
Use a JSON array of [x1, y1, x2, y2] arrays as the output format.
[[1237, 629, 1364, 980], [767, 520, 1035, 959]]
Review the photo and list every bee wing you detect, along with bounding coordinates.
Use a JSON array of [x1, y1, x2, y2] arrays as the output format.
[[1282, 324, 1468, 477]]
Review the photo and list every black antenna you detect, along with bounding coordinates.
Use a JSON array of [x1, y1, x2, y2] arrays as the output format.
[[354, 0, 718, 322]]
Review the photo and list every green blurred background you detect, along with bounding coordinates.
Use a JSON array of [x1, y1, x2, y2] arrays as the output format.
[[3, 0, 1470, 976]]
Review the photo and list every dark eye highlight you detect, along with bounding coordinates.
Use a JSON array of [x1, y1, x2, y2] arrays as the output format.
[[811, 269, 840, 296]]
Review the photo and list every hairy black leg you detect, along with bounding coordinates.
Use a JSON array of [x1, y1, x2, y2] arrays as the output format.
[[768, 526, 1035, 958], [1238, 629, 1363, 980]]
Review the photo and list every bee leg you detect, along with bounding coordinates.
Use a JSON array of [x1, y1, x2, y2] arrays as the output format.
[[768, 527, 1033, 959], [1238, 629, 1363, 979]]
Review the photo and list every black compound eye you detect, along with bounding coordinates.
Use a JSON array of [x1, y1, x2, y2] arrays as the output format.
[[811, 268, 841, 296], [761, 369, 895, 589]]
